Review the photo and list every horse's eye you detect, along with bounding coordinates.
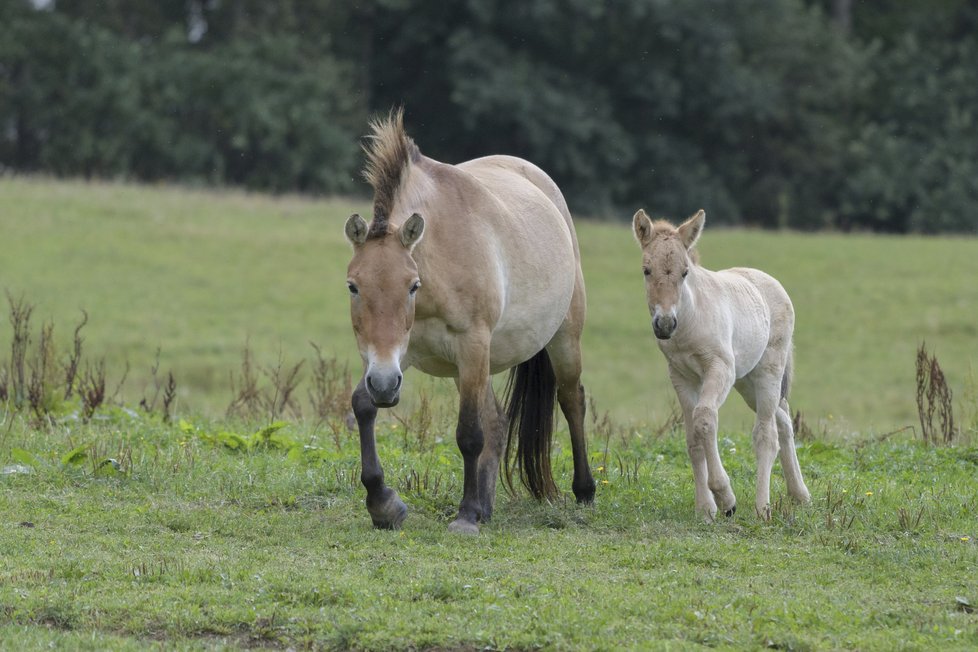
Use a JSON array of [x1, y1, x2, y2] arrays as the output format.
[[682, 269, 689, 279], [347, 282, 359, 296], [409, 280, 422, 295], [643, 268, 651, 277]]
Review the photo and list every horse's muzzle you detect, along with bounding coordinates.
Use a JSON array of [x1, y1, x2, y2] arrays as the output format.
[[652, 313, 677, 340], [366, 370, 402, 407]]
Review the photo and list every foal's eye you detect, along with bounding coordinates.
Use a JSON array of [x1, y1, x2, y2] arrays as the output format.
[[643, 268, 651, 277], [347, 282, 359, 296], [682, 269, 689, 278], [409, 280, 422, 295]]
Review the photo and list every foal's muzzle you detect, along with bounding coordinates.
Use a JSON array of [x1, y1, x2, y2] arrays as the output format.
[[366, 368, 403, 407], [652, 312, 677, 340]]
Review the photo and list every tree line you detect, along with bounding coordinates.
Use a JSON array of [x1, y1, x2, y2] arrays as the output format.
[[1, 0, 976, 232]]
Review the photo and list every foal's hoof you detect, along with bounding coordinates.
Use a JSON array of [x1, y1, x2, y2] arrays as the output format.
[[724, 505, 737, 518], [368, 490, 408, 530], [447, 518, 480, 535]]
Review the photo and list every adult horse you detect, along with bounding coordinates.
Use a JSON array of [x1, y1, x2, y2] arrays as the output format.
[[343, 110, 595, 534], [632, 209, 811, 520]]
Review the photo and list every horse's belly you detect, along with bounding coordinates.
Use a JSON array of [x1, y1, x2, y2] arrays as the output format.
[[488, 267, 575, 373]]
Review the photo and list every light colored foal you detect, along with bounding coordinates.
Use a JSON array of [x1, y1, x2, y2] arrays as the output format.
[[633, 209, 811, 520]]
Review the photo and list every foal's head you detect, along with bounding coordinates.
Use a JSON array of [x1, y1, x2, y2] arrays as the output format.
[[632, 209, 705, 340], [344, 212, 425, 407]]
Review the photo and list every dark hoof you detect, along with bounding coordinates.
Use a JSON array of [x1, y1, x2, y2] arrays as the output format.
[[725, 505, 737, 518], [367, 489, 408, 530], [573, 479, 597, 505]]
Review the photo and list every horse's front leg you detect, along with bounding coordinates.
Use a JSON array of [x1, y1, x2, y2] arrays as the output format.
[[448, 339, 490, 535], [353, 377, 407, 529], [671, 370, 715, 520], [691, 363, 737, 520]]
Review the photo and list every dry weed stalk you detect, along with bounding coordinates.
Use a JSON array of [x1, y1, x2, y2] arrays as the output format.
[[916, 342, 956, 446], [308, 342, 353, 448], [6, 291, 34, 406], [63, 310, 88, 399], [227, 341, 304, 421]]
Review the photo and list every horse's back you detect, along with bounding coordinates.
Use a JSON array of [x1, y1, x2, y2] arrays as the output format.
[[404, 155, 579, 375], [459, 155, 579, 253], [721, 267, 794, 352]]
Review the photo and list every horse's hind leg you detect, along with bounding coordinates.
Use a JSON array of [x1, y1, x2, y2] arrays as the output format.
[[776, 399, 811, 504], [748, 367, 784, 521], [476, 382, 506, 520], [546, 314, 595, 503]]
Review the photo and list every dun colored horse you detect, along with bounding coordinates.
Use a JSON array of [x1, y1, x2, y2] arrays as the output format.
[[632, 209, 811, 520], [344, 110, 595, 534]]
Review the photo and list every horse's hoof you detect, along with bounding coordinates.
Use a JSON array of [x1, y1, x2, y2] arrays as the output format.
[[756, 503, 772, 521], [698, 507, 718, 523], [368, 490, 408, 530], [447, 518, 480, 535], [573, 479, 596, 505], [792, 489, 812, 505], [725, 505, 737, 518]]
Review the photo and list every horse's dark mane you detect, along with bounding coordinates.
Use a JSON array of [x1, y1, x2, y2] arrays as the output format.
[[362, 108, 421, 239]]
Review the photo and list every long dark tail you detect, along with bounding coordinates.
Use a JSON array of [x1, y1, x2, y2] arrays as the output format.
[[503, 349, 558, 501]]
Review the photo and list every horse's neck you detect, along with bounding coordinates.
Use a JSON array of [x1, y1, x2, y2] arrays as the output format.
[[678, 266, 707, 321]]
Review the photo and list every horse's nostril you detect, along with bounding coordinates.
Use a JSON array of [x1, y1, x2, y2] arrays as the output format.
[[394, 375, 403, 391], [366, 375, 377, 392]]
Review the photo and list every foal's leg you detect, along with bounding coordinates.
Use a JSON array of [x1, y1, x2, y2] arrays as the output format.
[[476, 382, 507, 520], [547, 321, 595, 503], [353, 377, 407, 529], [448, 335, 491, 535], [686, 364, 737, 520], [776, 398, 811, 504], [670, 372, 715, 520], [748, 368, 783, 521]]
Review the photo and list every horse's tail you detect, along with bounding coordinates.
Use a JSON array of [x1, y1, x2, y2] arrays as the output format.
[[503, 349, 558, 501], [781, 347, 794, 401]]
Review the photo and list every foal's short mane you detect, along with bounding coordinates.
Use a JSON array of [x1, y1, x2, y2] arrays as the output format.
[[362, 108, 422, 239], [651, 218, 701, 264]]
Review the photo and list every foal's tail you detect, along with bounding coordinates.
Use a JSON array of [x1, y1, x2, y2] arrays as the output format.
[[503, 349, 558, 501], [781, 347, 794, 401]]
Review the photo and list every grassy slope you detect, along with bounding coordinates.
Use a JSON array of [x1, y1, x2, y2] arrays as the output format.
[[2, 177, 977, 433]]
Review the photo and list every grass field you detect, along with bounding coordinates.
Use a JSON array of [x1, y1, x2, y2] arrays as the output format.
[[1, 177, 977, 650]]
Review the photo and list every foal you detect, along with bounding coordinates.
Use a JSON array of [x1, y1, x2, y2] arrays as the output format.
[[632, 209, 810, 520]]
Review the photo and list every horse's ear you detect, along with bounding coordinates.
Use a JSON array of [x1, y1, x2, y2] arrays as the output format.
[[632, 209, 654, 247], [400, 213, 425, 250], [345, 213, 369, 246], [678, 210, 705, 251]]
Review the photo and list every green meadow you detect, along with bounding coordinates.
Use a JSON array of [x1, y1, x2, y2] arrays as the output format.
[[2, 177, 976, 433], [1, 178, 977, 650]]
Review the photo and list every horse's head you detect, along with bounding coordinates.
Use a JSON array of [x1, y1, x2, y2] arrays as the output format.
[[632, 209, 704, 340], [344, 212, 426, 407]]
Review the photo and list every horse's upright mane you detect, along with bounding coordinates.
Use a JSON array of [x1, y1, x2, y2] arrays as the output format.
[[362, 108, 422, 238]]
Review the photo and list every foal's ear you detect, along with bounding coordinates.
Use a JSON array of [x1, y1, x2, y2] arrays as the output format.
[[632, 209, 654, 247], [678, 210, 705, 251], [399, 213, 425, 250], [345, 213, 369, 246]]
